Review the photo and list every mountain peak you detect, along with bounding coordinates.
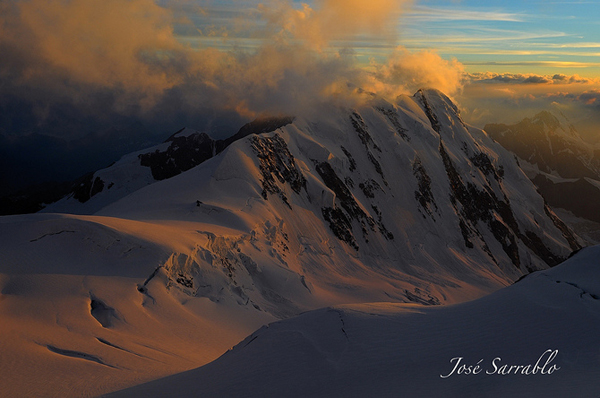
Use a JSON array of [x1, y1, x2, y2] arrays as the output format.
[[414, 88, 461, 116], [485, 111, 598, 179], [531, 110, 560, 130]]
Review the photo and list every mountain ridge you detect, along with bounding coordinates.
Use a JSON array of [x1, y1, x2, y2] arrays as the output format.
[[42, 116, 295, 214]]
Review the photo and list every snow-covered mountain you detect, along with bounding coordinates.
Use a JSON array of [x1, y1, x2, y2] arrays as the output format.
[[0, 89, 583, 397], [92, 88, 581, 313], [485, 112, 600, 239], [46, 89, 581, 309], [109, 245, 600, 398], [42, 117, 295, 215]]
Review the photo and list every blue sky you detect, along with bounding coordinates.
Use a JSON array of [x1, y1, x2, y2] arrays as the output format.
[[405, 0, 600, 75]]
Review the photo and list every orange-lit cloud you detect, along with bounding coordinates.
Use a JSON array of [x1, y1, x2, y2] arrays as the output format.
[[467, 72, 600, 86], [0, 0, 182, 107], [366, 47, 465, 98], [456, 73, 600, 143], [263, 0, 409, 50], [0, 0, 469, 121]]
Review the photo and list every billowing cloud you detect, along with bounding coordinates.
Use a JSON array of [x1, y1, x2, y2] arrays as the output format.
[[5, 0, 600, 192], [366, 48, 465, 98], [0, 0, 469, 134], [0, 0, 181, 106]]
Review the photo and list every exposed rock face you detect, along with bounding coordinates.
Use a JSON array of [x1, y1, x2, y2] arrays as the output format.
[[440, 140, 532, 267], [420, 91, 580, 271], [416, 89, 441, 133], [316, 161, 392, 250], [350, 112, 387, 185], [72, 174, 106, 203], [43, 89, 581, 316], [250, 134, 307, 208], [377, 106, 410, 141], [139, 132, 217, 181], [140, 117, 296, 182], [6, 90, 591, 398], [412, 156, 437, 219]]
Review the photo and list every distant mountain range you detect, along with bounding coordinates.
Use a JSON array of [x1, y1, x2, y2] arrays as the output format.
[[485, 111, 600, 229]]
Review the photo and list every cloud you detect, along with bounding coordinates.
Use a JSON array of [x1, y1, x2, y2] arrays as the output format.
[[0, 0, 181, 107], [175, 43, 363, 118], [545, 89, 600, 106], [464, 60, 600, 68], [366, 48, 465, 98], [577, 90, 600, 105], [260, 0, 409, 50], [522, 75, 552, 84], [5, 0, 600, 188], [0, 0, 471, 139], [456, 72, 600, 137], [467, 72, 600, 85], [405, 6, 525, 22]]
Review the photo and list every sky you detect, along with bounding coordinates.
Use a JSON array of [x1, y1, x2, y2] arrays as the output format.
[[182, 0, 600, 76], [2, 0, 600, 192], [403, 0, 600, 76], [172, 0, 600, 131]]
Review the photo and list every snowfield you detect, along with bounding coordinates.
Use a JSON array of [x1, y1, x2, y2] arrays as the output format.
[[108, 246, 600, 398], [0, 213, 276, 397]]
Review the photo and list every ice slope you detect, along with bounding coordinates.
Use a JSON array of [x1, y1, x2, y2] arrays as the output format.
[[109, 246, 600, 398]]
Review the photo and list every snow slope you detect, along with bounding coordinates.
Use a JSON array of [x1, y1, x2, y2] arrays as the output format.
[[109, 246, 600, 398], [0, 89, 584, 396], [0, 213, 275, 397]]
